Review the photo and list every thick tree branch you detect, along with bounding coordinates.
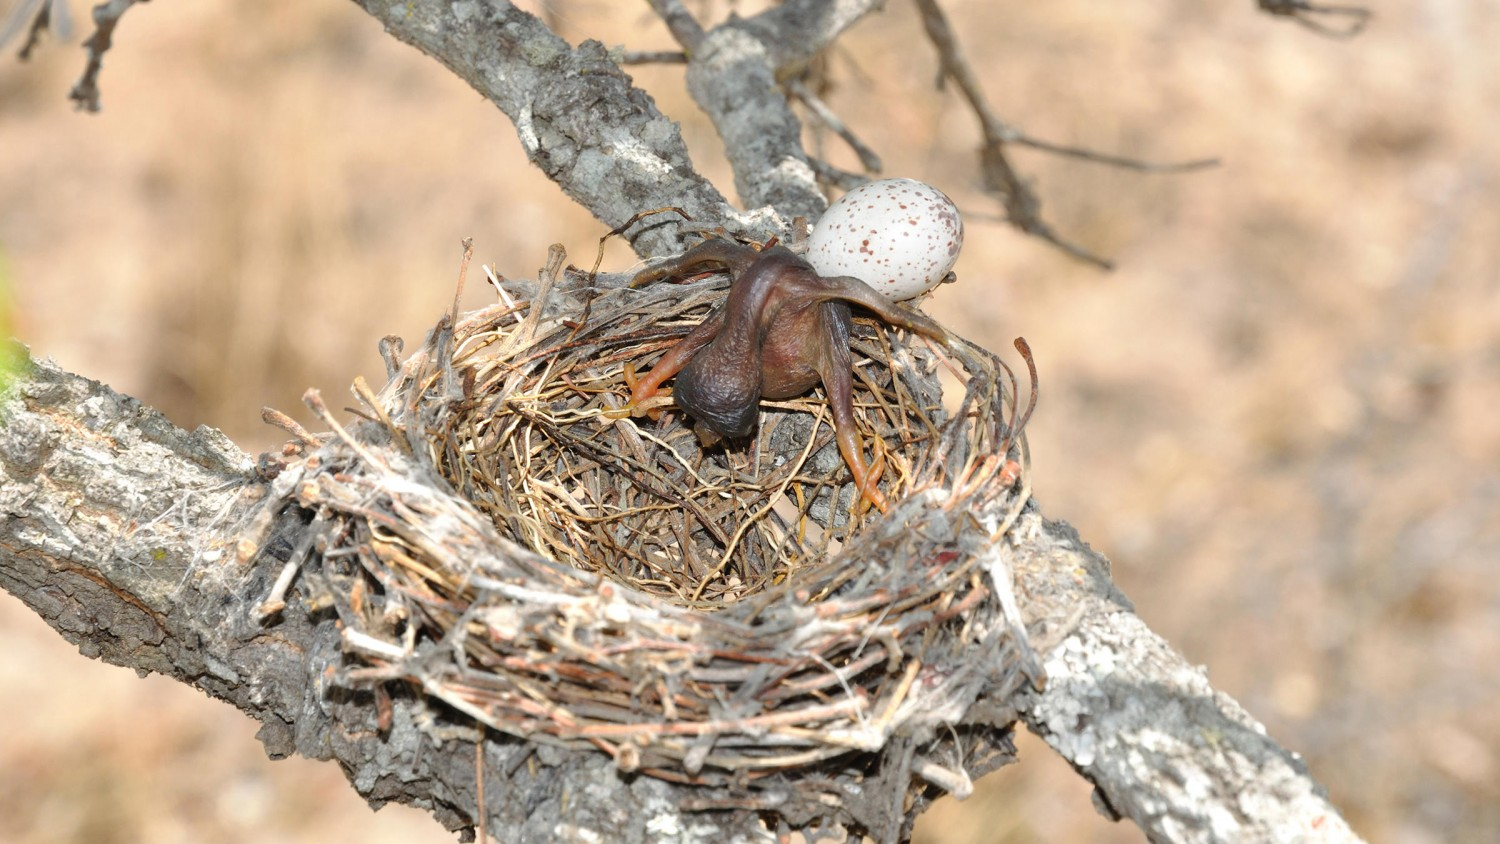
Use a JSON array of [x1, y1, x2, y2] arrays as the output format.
[[1007, 520, 1363, 842], [741, 0, 887, 71], [0, 346, 1364, 843], [0, 350, 782, 841], [683, 21, 822, 221]]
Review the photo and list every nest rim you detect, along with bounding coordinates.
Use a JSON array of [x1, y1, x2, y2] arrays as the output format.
[[260, 242, 1039, 786]]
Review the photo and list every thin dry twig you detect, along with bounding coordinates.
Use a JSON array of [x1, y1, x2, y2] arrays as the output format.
[[787, 77, 883, 175], [1, 0, 72, 58], [806, 157, 872, 192], [68, 0, 145, 112], [1258, 0, 1371, 38], [913, 0, 1216, 270], [645, 0, 705, 52], [618, 49, 687, 65]]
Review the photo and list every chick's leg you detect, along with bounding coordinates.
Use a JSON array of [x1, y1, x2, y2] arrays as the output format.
[[624, 238, 753, 416], [626, 307, 725, 412], [819, 276, 955, 349], [819, 305, 888, 514], [629, 239, 760, 288]]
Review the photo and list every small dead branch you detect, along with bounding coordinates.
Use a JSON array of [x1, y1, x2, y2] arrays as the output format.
[[0, 0, 72, 59], [807, 157, 872, 192], [68, 0, 147, 112], [646, 0, 706, 52], [913, 0, 1217, 270], [617, 49, 687, 65], [1258, 0, 1372, 39], [788, 77, 883, 175]]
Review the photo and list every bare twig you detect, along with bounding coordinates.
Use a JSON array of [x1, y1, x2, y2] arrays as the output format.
[[68, 0, 144, 112], [788, 77, 883, 174], [617, 49, 687, 65], [1, 0, 72, 58], [645, 0, 705, 53], [1258, 0, 1372, 39], [1006, 131, 1219, 173], [475, 739, 489, 844], [806, 157, 871, 192], [911, 0, 1108, 268], [913, 0, 1218, 269]]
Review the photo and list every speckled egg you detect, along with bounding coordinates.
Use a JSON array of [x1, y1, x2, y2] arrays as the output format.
[[805, 178, 964, 302]]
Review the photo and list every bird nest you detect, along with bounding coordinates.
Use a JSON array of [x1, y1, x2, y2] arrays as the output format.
[[253, 241, 1041, 795]]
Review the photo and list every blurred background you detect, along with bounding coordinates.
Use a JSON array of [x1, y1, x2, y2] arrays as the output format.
[[2, 1, 1498, 841]]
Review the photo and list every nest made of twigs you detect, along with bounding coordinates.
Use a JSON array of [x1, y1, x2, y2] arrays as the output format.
[[254, 241, 1040, 786]]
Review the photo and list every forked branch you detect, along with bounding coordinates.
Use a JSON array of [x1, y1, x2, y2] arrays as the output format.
[[912, 0, 1217, 269], [0, 344, 1363, 843]]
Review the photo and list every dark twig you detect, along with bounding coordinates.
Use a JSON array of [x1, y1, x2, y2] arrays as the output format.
[[787, 77, 883, 174], [618, 49, 688, 65], [912, 0, 1109, 268], [68, 0, 145, 112], [1006, 131, 1218, 174], [1, 0, 72, 59], [913, 0, 1217, 269], [806, 157, 871, 192], [1258, 0, 1371, 39], [645, 0, 705, 52], [16, 4, 48, 58]]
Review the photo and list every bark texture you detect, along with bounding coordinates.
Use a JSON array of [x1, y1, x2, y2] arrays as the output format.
[[0, 350, 1362, 843], [348, 0, 743, 256], [349, 0, 886, 251], [3, 2, 1367, 840], [1007, 520, 1361, 842]]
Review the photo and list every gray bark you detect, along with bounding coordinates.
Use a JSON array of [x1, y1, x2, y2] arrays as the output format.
[[349, 0, 744, 255], [0, 349, 1361, 843], [351, 0, 886, 250], [3, 1, 1368, 841], [660, 0, 886, 221], [1008, 521, 1362, 842]]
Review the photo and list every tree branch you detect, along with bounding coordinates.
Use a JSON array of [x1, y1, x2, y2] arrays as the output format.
[[0, 345, 1364, 843], [0, 0, 74, 60], [65, 0, 143, 111], [912, 0, 1117, 269], [1257, 0, 1371, 39], [739, 0, 888, 73], [648, 0, 885, 224], [348, 0, 753, 256], [1007, 520, 1363, 842], [0, 349, 785, 841]]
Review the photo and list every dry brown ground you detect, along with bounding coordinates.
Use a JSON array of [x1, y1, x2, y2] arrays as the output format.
[[2, 1, 1498, 842]]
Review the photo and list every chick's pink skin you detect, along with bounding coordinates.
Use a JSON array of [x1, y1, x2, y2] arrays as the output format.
[[625, 239, 956, 514], [806, 178, 964, 302]]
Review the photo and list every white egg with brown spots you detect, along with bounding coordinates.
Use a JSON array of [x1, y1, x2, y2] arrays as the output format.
[[805, 178, 964, 302]]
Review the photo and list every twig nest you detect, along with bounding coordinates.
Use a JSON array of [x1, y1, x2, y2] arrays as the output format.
[[257, 243, 1038, 816], [806, 178, 964, 302]]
